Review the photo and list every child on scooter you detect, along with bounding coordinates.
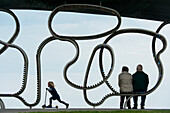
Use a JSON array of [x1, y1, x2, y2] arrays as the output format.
[[46, 81, 69, 108]]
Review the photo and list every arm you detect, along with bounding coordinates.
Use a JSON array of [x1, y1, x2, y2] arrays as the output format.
[[46, 87, 52, 91]]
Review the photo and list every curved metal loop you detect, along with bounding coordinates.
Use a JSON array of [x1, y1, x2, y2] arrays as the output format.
[[36, 36, 115, 108], [109, 29, 167, 95], [83, 44, 116, 106], [83, 28, 167, 107], [1, 36, 57, 108], [104, 29, 166, 95], [152, 21, 170, 58], [48, 4, 121, 41], [0, 36, 56, 108], [0, 40, 29, 96], [95, 28, 166, 107], [83, 44, 114, 89], [63, 42, 115, 90], [0, 36, 57, 107], [0, 98, 5, 109], [0, 9, 20, 54], [0, 5, 167, 109], [122, 24, 169, 108]]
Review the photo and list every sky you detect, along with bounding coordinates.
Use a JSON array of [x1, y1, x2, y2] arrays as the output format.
[[0, 9, 170, 109]]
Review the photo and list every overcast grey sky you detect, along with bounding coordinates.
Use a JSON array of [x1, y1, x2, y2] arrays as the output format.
[[0, 9, 170, 109]]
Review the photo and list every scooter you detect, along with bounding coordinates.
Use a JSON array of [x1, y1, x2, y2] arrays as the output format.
[[42, 88, 58, 109]]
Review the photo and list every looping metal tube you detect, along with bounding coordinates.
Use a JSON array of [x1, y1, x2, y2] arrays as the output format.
[[83, 44, 116, 106], [99, 28, 167, 108], [47, 4, 121, 90], [0, 4, 167, 109], [48, 4, 121, 41], [48, 4, 167, 108], [0, 39, 32, 107], [152, 21, 170, 59], [0, 98, 5, 109], [0, 9, 20, 54], [64, 43, 115, 90]]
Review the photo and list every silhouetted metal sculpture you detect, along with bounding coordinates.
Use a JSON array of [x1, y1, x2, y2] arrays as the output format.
[[0, 3, 167, 109]]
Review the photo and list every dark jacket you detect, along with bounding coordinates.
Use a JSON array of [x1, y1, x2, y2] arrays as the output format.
[[48, 87, 60, 99], [132, 71, 149, 92]]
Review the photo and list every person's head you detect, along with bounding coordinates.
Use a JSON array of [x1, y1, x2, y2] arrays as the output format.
[[122, 66, 129, 72], [48, 81, 55, 87], [136, 64, 143, 71]]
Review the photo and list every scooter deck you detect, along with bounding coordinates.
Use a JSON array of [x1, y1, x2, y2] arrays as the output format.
[[43, 107, 58, 109], [42, 105, 58, 109]]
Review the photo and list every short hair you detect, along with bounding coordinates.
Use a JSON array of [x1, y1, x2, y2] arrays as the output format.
[[122, 66, 129, 72], [137, 64, 143, 71]]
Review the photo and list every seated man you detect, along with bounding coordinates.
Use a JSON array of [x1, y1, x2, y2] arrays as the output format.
[[118, 66, 133, 109]]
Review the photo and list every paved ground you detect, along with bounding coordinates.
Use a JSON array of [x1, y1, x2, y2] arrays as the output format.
[[0, 108, 170, 113], [0, 108, 119, 113]]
